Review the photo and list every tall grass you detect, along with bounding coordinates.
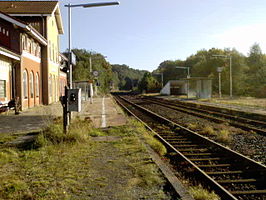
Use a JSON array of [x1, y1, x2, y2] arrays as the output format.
[[35, 118, 91, 148], [189, 185, 220, 200]]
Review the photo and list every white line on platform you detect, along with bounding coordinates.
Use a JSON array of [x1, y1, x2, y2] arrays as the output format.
[[101, 97, 106, 128]]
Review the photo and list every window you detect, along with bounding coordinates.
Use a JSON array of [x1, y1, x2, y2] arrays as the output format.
[[30, 72, 34, 98], [49, 40, 51, 60], [23, 70, 28, 99], [22, 35, 27, 50], [49, 75, 52, 97], [36, 44, 40, 57], [52, 43, 54, 61], [36, 73, 39, 97], [32, 42, 36, 55], [0, 80, 6, 98], [27, 37, 31, 52]]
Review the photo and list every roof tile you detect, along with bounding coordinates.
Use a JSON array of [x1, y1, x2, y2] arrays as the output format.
[[0, 1, 58, 14]]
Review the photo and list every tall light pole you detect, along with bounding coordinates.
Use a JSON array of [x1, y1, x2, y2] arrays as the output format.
[[176, 66, 190, 98], [212, 55, 232, 98], [63, 1, 119, 132], [65, 1, 119, 89]]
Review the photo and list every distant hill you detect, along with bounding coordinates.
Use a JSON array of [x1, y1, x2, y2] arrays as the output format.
[[111, 64, 147, 90]]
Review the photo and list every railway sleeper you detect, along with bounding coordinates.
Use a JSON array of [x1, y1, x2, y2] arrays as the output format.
[[230, 189, 266, 195], [198, 164, 231, 168], [217, 178, 258, 184], [190, 157, 222, 161]]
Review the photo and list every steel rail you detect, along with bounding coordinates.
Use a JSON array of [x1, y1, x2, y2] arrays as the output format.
[[142, 96, 266, 135], [113, 94, 266, 200]]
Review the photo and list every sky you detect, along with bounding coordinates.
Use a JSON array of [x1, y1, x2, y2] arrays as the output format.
[[59, 0, 266, 71]]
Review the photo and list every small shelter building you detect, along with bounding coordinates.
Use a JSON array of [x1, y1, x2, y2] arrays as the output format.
[[160, 77, 212, 99]]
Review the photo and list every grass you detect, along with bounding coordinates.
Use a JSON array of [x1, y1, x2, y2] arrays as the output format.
[[189, 185, 220, 200], [201, 126, 216, 136], [216, 129, 231, 143], [188, 124, 232, 144], [130, 120, 167, 156], [209, 97, 266, 108], [187, 123, 198, 130], [0, 118, 169, 199]]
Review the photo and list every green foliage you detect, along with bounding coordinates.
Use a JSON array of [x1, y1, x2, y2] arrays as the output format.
[[112, 64, 147, 90], [153, 44, 266, 97], [138, 72, 160, 93], [71, 49, 114, 94]]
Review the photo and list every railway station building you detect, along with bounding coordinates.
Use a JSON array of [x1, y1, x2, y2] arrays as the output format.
[[0, 1, 64, 106], [0, 0, 67, 110], [0, 11, 47, 110]]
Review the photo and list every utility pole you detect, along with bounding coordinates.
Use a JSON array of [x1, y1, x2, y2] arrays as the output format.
[[212, 55, 233, 98], [89, 56, 93, 104], [62, 1, 119, 133]]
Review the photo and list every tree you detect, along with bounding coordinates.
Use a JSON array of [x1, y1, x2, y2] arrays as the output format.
[[71, 49, 114, 94], [138, 72, 160, 93], [245, 43, 266, 97], [111, 64, 147, 90]]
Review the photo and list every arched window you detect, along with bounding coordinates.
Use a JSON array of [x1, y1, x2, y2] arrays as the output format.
[[30, 71, 34, 98], [36, 73, 39, 97], [23, 70, 28, 99]]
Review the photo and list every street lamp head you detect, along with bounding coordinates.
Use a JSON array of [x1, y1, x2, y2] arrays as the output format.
[[65, 2, 120, 8], [83, 2, 119, 8]]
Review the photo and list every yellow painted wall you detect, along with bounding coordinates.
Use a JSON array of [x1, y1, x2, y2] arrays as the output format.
[[47, 14, 60, 103]]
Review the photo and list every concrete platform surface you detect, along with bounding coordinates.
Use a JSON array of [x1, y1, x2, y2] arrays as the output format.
[[0, 96, 127, 135]]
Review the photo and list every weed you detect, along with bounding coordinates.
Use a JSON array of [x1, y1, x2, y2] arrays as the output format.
[[187, 123, 198, 130], [34, 118, 91, 148], [133, 163, 164, 188], [143, 133, 167, 156], [189, 185, 220, 200], [201, 126, 216, 136], [128, 119, 167, 156], [217, 129, 231, 143]]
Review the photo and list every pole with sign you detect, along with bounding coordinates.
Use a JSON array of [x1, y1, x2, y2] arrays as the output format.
[[217, 67, 223, 98]]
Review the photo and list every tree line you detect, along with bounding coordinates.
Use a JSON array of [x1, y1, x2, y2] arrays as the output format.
[[72, 44, 266, 98], [139, 43, 266, 97]]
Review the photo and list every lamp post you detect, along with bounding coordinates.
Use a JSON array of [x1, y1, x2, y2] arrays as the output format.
[[176, 66, 190, 98], [217, 67, 223, 98], [65, 1, 119, 88], [63, 1, 119, 132], [212, 55, 232, 98]]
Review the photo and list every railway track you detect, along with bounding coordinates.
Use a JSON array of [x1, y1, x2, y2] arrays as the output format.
[[141, 96, 266, 136], [113, 94, 266, 200]]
